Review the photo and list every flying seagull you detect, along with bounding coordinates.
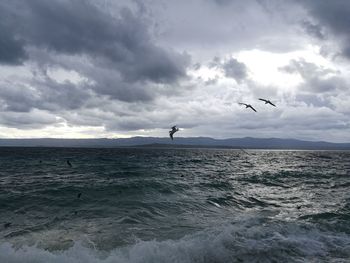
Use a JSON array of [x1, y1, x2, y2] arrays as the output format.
[[238, 103, 257, 112], [169, 125, 179, 140], [259, 98, 276, 107]]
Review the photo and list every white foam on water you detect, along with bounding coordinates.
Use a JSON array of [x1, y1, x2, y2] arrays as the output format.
[[1, 218, 350, 263]]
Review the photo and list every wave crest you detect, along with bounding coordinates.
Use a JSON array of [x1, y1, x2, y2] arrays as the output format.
[[1, 218, 350, 263]]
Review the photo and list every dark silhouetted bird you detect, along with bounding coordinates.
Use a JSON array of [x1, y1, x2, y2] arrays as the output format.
[[169, 125, 179, 140], [238, 103, 257, 112], [259, 98, 276, 107], [77, 193, 82, 199], [67, 160, 72, 167]]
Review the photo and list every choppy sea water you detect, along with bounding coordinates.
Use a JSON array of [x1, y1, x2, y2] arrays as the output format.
[[0, 147, 350, 263]]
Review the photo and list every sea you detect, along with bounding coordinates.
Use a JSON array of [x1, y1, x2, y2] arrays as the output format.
[[0, 147, 349, 263]]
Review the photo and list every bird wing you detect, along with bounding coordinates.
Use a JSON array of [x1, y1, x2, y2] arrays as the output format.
[[268, 101, 276, 107], [238, 102, 247, 106], [249, 105, 257, 112], [259, 98, 267, 102], [169, 130, 174, 140]]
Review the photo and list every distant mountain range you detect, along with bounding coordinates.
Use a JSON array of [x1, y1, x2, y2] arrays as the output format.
[[0, 137, 350, 149]]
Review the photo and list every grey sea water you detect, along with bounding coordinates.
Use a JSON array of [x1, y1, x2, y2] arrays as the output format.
[[0, 147, 350, 262]]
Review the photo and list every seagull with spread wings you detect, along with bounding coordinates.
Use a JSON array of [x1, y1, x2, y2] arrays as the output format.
[[259, 98, 276, 107], [238, 103, 257, 112], [169, 125, 179, 140]]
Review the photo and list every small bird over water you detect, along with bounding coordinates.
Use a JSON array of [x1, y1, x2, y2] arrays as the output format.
[[238, 103, 257, 112], [169, 125, 179, 140], [4, 222, 11, 228], [67, 160, 72, 167], [259, 98, 276, 107]]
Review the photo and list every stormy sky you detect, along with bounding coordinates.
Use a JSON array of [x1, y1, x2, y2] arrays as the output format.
[[1, 0, 350, 142]]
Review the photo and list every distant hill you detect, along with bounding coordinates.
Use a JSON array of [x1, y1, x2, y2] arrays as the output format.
[[0, 137, 350, 149]]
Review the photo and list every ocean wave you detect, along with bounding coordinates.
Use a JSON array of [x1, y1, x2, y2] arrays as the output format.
[[1, 218, 349, 263]]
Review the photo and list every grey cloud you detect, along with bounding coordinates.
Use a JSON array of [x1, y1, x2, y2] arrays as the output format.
[[0, 82, 38, 112], [279, 59, 346, 93], [295, 94, 331, 108], [153, 0, 306, 55], [300, 0, 350, 59], [307, 76, 347, 93], [246, 80, 279, 99], [209, 56, 221, 68], [204, 77, 219, 86], [35, 79, 92, 112], [0, 72, 92, 113], [280, 106, 348, 130], [301, 1, 350, 36], [0, 45, 186, 126], [192, 63, 201, 70], [1, 0, 350, 141], [0, 2, 27, 64], [209, 57, 248, 83], [105, 117, 155, 131], [279, 59, 336, 79], [301, 20, 325, 40], [212, 0, 232, 6], [222, 58, 248, 83], [62, 103, 171, 132], [61, 108, 116, 128], [0, 0, 189, 84], [76, 58, 185, 102], [87, 67, 154, 102], [0, 110, 59, 129], [0, 31, 27, 65]]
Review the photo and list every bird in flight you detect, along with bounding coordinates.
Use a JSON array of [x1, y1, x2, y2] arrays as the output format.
[[169, 125, 179, 140], [259, 98, 276, 107], [238, 103, 257, 112]]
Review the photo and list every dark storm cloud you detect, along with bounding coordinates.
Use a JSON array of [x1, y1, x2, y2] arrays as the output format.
[[85, 66, 154, 102], [300, 20, 325, 40], [0, 0, 192, 131], [0, 30, 27, 65], [300, 0, 350, 59], [0, 71, 92, 113], [0, 1, 27, 64], [0, 0, 349, 140], [0, 0, 189, 84]]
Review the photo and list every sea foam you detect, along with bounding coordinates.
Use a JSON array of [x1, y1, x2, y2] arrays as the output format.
[[1, 218, 349, 263]]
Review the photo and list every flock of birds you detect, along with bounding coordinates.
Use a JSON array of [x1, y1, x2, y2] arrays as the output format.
[[169, 98, 276, 140]]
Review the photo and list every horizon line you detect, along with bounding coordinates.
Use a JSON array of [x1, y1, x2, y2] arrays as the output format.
[[0, 136, 349, 144]]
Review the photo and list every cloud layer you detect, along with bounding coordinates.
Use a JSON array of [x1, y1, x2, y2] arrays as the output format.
[[0, 0, 350, 141]]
